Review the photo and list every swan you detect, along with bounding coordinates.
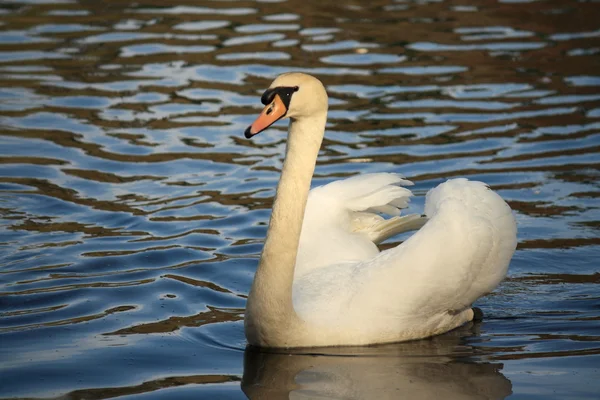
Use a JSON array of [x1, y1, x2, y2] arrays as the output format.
[[243, 72, 517, 348]]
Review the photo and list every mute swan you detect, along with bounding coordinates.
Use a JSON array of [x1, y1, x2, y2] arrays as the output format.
[[243, 73, 517, 348]]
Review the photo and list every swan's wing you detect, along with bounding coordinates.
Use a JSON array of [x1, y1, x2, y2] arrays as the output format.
[[306, 173, 424, 241], [350, 178, 517, 316], [313, 172, 413, 216], [351, 213, 428, 245], [294, 178, 516, 341], [297, 173, 424, 274]]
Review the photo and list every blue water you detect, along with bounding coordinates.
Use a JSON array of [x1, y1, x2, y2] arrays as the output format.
[[0, 0, 599, 399]]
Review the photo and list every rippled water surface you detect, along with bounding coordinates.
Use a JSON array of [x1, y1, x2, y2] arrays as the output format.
[[1, 0, 599, 399]]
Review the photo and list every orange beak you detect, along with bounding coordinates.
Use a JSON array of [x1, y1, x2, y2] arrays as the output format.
[[245, 94, 288, 138]]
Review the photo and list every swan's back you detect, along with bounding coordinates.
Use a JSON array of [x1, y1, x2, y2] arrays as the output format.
[[424, 178, 517, 299], [353, 179, 516, 313], [293, 177, 517, 345]]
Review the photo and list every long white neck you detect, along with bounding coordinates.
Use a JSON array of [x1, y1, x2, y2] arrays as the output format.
[[245, 112, 326, 346]]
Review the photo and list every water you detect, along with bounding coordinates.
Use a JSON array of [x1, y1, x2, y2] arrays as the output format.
[[0, 0, 599, 398]]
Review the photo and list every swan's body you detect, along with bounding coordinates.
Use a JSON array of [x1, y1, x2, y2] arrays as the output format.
[[244, 73, 517, 348]]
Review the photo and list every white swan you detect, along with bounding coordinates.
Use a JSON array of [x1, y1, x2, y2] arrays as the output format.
[[243, 73, 517, 348]]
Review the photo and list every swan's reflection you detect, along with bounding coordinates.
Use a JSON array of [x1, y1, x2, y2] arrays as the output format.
[[242, 324, 511, 400]]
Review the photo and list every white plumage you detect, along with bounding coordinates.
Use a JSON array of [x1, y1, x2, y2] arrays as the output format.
[[244, 73, 517, 348], [295, 173, 418, 276], [293, 175, 516, 344]]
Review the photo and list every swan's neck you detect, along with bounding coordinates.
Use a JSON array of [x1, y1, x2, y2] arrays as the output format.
[[246, 112, 326, 343]]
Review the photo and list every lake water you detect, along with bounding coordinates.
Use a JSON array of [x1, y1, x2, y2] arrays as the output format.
[[0, 0, 599, 399]]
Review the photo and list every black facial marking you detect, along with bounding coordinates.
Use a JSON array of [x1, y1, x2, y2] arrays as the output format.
[[260, 88, 276, 105], [260, 86, 299, 109]]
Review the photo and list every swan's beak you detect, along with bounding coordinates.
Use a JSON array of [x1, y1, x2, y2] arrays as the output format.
[[245, 94, 288, 138]]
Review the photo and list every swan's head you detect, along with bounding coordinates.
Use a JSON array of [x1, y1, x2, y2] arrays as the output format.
[[245, 73, 328, 138]]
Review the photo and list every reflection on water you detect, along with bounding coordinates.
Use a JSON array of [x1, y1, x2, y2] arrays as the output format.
[[243, 326, 512, 400], [0, 0, 599, 398]]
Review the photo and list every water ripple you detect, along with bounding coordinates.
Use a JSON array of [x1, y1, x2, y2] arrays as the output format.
[[0, 0, 599, 398]]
